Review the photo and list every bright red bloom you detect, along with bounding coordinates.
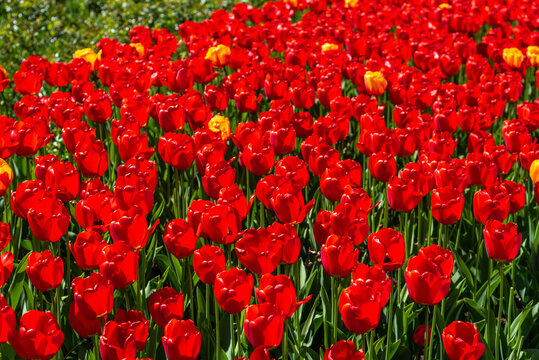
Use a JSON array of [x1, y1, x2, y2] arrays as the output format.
[[192, 245, 227, 285], [431, 186, 465, 225], [98, 240, 139, 289], [321, 235, 359, 278], [338, 283, 382, 335], [148, 287, 185, 329], [387, 176, 422, 213], [268, 222, 301, 264], [74, 139, 109, 178], [442, 321, 485, 360], [214, 267, 254, 314], [255, 274, 311, 318], [269, 183, 315, 224], [0, 222, 10, 251], [27, 197, 70, 243], [241, 137, 275, 176], [99, 320, 137, 360], [164, 218, 196, 260], [68, 302, 101, 338], [200, 203, 242, 244], [405, 245, 453, 306], [72, 272, 114, 319], [84, 89, 112, 124], [0, 252, 14, 287], [114, 309, 149, 351], [0, 294, 16, 343], [8, 310, 64, 360], [158, 132, 195, 170], [110, 211, 158, 250], [26, 250, 63, 292], [472, 186, 510, 225], [324, 340, 365, 360], [235, 228, 283, 275], [351, 263, 392, 307], [483, 220, 522, 263], [69, 231, 107, 270], [367, 228, 405, 271], [369, 152, 396, 183], [161, 319, 201, 360], [243, 303, 285, 349]]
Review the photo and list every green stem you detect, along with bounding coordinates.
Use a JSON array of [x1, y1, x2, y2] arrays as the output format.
[[331, 276, 338, 344], [186, 258, 195, 321], [383, 186, 389, 229], [424, 306, 429, 360], [496, 262, 504, 360], [369, 329, 375, 360], [282, 318, 288, 360], [214, 295, 221, 360], [417, 199, 423, 244], [230, 312, 236, 359], [385, 281, 394, 360], [427, 305, 436, 360]]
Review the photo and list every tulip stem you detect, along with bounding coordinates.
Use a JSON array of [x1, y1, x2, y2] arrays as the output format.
[[282, 318, 288, 360], [331, 276, 338, 344], [417, 199, 423, 244], [230, 312, 236, 359], [186, 258, 195, 321], [496, 262, 504, 360], [385, 278, 394, 360], [369, 329, 375, 360], [383, 187, 389, 229], [424, 306, 429, 360], [427, 305, 436, 360], [214, 295, 221, 360]]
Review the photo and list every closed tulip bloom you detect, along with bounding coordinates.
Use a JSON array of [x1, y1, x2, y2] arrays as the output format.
[[387, 176, 423, 213], [364, 71, 387, 96], [114, 309, 149, 351], [69, 231, 107, 270], [26, 250, 64, 292], [405, 245, 453, 306], [192, 245, 226, 285], [27, 197, 70, 243], [270, 184, 315, 224], [268, 222, 301, 265], [530, 158, 539, 184], [68, 302, 101, 338], [148, 287, 185, 329], [413, 325, 431, 346], [367, 228, 405, 271], [321, 235, 359, 278], [0, 222, 10, 251], [214, 267, 254, 314], [8, 310, 64, 360], [74, 139, 108, 178], [0, 251, 14, 287], [431, 186, 465, 225], [338, 283, 382, 335], [161, 319, 201, 360], [442, 321, 484, 360], [473, 186, 510, 225], [351, 263, 392, 307], [243, 303, 285, 349], [502, 48, 524, 69], [241, 138, 275, 176], [235, 228, 283, 275], [324, 340, 365, 360], [369, 152, 396, 183], [158, 132, 195, 171], [205, 44, 231, 67], [72, 272, 114, 319], [98, 241, 139, 290], [0, 294, 16, 343], [99, 320, 137, 360], [483, 220, 522, 262], [255, 274, 311, 318], [499, 180, 525, 214], [0, 158, 13, 197], [164, 218, 196, 260]]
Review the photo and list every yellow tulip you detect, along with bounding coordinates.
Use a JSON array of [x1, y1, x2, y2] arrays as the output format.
[[321, 43, 339, 53], [205, 45, 231, 68], [527, 46, 539, 67], [439, 3, 452, 8], [530, 159, 539, 184], [0, 158, 13, 196], [130, 43, 145, 57], [502, 48, 524, 69], [209, 115, 231, 141], [345, 0, 359, 8], [364, 71, 388, 96], [74, 48, 99, 70], [0, 64, 7, 78]]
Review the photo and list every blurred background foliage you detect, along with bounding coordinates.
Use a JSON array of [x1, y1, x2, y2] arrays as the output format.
[[0, 0, 256, 74]]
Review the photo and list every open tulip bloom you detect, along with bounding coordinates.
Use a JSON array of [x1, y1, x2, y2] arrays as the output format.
[[0, 0, 538, 359]]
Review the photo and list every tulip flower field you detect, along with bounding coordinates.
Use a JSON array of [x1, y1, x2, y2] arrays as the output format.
[[2, 0, 539, 359]]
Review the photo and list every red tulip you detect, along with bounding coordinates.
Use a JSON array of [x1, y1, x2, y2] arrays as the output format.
[[0, 294, 16, 343], [158, 132, 195, 170], [324, 340, 365, 360], [244, 303, 285, 349], [338, 282, 382, 335], [442, 321, 485, 360], [98, 241, 139, 290], [369, 152, 396, 183], [148, 287, 185, 329], [9, 311, 64, 360], [413, 325, 431, 346], [268, 222, 301, 264], [200, 203, 242, 245], [321, 235, 359, 278], [110, 211, 158, 250], [270, 183, 315, 224], [0, 251, 14, 287], [367, 228, 405, 271], [351, 263, 392, 307], [473, 185, 510, 225], [164, 218, 196, 260], [483, 220, 522, 263], [161, 319, 201, 360], [431, 186, 465, 225], [84, 89, 112, 124], [26, 250, 63, 292], [193, 245, 227, 285], [0, 222, 10, 252], [235, 228, 283, 275], [74, 139, 109, 178], [256, 274, 312, 318], [214, 267, 254, 314], [69, 231, 107, 270], [99, 320, 137, 360], [405, 245, 453, 306], [387, 176, 423, 213], [241, 137, 275, 176], [114, 309, 149, 351], [27, 197, 70, 243], [68, 302, 102, 338], [72, 272, 114, 319]]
